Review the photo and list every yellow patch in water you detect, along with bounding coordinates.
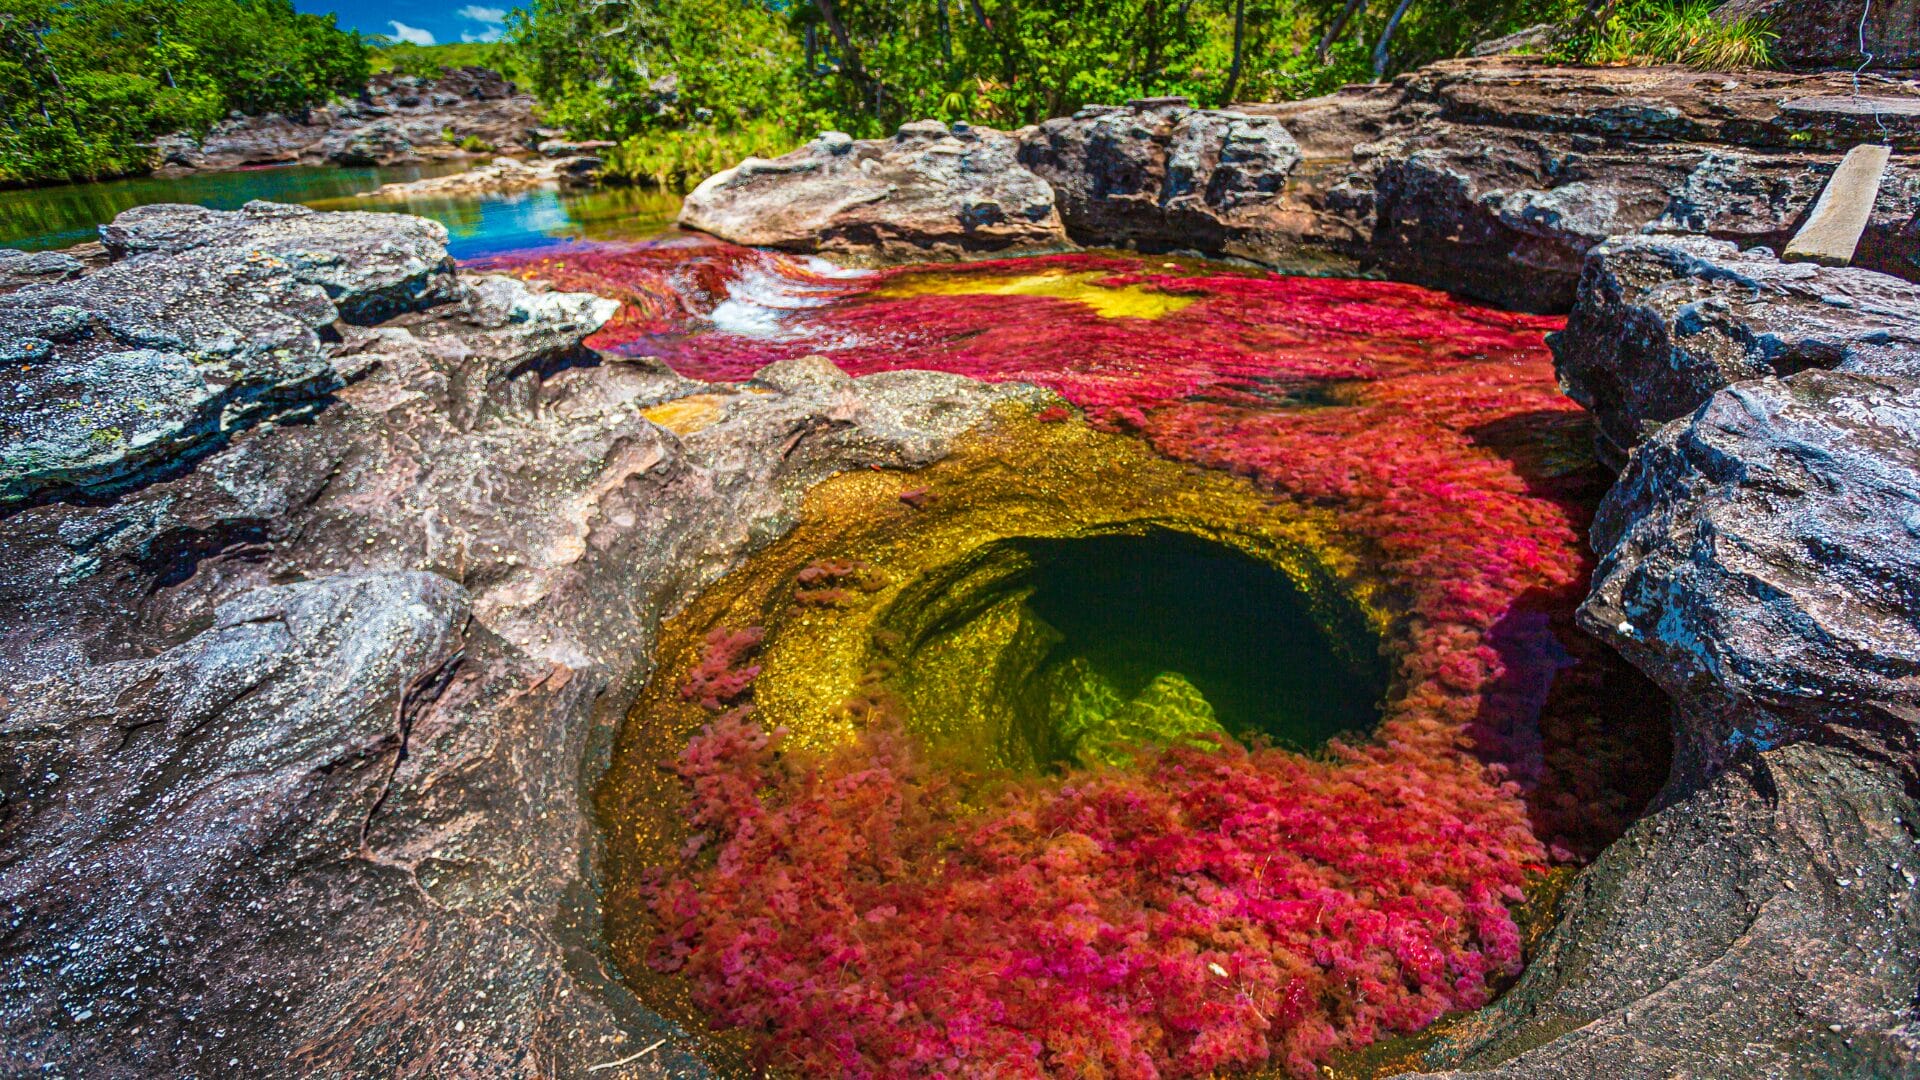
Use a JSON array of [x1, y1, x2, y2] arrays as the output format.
[[875, 270, 1197, 320], [641, 393, 731, 435]]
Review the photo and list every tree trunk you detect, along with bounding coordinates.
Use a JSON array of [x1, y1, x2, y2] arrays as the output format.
[[810, 0, 879, 113], [1317, 0, 1368, 64], [938, 0, 952, 67], [1372, 0, 1416, 80], [1223, 0, 1247, 104]]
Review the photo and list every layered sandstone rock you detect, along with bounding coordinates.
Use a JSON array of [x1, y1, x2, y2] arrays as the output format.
[[680, 121, 1066, 257]]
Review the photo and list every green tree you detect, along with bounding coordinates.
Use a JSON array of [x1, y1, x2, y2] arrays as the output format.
[[0, 0, 368, 185]]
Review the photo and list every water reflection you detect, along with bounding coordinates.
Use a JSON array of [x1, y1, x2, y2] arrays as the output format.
[[0, 164, 683, 259], [317, 184, 685, 258]]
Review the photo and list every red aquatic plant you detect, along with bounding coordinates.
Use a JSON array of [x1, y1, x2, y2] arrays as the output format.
[[657, 663, 1537, 1078], [678, 626, 766, 713], [495, 244, 1672, 1076]]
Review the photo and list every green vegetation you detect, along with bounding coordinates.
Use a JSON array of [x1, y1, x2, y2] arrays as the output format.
[[1555, 0, 1775, 68], [510, 0, 1773, 191], [370, 39, 525, 83], [0, 0, 367, 185]]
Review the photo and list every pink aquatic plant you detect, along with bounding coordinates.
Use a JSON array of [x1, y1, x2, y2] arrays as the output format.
[[487, 244, 1674, 1077], [678, 626, 766, 713]]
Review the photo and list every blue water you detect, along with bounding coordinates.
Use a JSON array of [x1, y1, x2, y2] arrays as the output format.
[[0, 164, 684, 259]]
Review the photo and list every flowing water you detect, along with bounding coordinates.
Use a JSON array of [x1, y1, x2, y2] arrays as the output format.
[[0, 163, 684, 257]]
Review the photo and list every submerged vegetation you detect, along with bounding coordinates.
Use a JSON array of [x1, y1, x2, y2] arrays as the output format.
[[548, 246, 1675, 1075], [0, 0, 367, 184]]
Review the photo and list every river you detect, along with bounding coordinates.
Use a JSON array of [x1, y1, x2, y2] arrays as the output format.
[[0, 163, 685, 258]]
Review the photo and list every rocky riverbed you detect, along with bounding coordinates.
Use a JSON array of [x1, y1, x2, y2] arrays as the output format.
[[155, 67, 541, 174], [3, 53, 1917, 1080]]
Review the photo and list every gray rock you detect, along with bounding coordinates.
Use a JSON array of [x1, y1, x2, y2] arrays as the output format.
[[1426, 233, 1920, 1078], [317, 119, 418, 167], [1417, 741, 1920, 1078], [102, 201, 459, 323], [1551, 234, 1920, 464], [0, 248, 85, 293], [1581, 365, 1920, 770], [680, 123, 1064, 257], [0, 203, 484, 505], [0, 203, 1033, 1076], [1019, 102, 1303, 249]]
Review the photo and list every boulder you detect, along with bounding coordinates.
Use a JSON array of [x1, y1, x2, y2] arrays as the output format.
[[1401, 234, 1920, 1076], [680, 122, 1066, 257], [1017, 101, 1304, 250], [319, 119, 418, 167], [1550, 234, 1920, 464]]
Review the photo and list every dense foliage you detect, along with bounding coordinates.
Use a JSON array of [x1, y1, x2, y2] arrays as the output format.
[[508, 0, 1772, 188], [1554, 0, 1775, 67], [0, 0, 367, 184], [371, 39, 525, 83]]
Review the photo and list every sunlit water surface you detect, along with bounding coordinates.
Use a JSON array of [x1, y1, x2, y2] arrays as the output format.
[[0, 163, 683, 258]]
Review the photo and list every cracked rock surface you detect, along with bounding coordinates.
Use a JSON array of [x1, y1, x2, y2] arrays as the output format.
[[0, 203, 1032, 1077], [1415, 233, 1920, 1078]]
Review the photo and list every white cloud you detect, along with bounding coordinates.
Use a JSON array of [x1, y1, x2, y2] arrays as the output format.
[[388, 20, 436, 45], [457, 5, 507, 22], [461, 25, 503, 42]]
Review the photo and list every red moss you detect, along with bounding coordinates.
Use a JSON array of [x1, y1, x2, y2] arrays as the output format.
[[489, 244, 1672, 1077], [678, 626, 766, 713]]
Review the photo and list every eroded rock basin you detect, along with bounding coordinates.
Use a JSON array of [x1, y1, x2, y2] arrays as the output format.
[[468, 240, 1674, 1076]]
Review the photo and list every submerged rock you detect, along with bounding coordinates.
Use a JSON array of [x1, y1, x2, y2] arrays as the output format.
[[680, 121, 1066, 257]]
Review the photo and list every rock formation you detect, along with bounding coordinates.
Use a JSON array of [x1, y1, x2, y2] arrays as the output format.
[[154, 67, 539, 173], [680, 121, 1066, 258], [9, 48, 1920, 1080], [358, 155, 604, 200], [1413, 214, 1920, 1080], [679, 58, 1920, 312], [0, 203, 1028, 1076]]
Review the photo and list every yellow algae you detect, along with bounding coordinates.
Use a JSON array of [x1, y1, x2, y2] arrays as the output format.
[[874, 269, 1198, 320], [640, 392, 732, 435]]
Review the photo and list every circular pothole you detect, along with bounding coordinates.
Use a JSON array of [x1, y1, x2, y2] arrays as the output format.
[[874, 528, 1388, 770]]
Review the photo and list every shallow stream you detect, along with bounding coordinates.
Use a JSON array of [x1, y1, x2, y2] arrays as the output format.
[[470, 238, 1676, 1077]]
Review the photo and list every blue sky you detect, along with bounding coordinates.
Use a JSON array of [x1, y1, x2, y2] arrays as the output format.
[[295, 0, 516, 47]]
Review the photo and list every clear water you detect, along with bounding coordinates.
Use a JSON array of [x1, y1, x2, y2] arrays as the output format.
[[1015, 530, 1387, 752], [0, 164, 684, 259]]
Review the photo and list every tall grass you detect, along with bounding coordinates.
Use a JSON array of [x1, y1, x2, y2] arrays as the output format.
[[1558, 0, 1777, 69], [600, 120, 802, 192]]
